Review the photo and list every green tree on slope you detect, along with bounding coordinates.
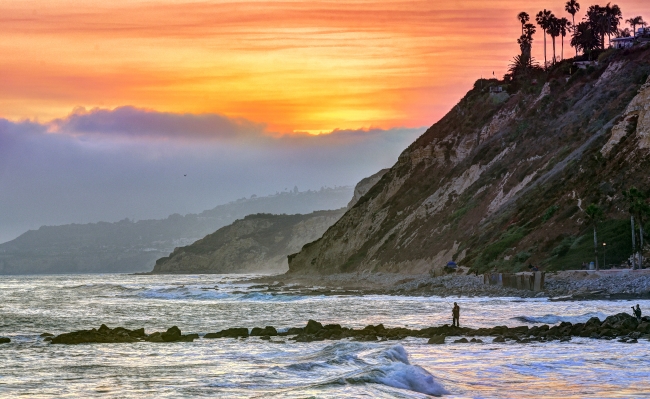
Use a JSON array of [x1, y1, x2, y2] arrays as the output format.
[[585, 203, 603, 270], [623, 187, 650, 268]]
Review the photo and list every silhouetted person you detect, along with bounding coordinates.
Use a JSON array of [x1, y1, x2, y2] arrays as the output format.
[[632, 304, 642, 321], [452, 302, 460, 327]]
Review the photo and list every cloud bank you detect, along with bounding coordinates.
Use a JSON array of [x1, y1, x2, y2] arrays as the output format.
[[0, 107, 424, 243]]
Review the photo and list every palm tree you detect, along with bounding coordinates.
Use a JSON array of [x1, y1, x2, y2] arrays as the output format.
[[617, 28, 631, 38], [536, 9, 553, 68], [626, 16, 645, 37], [604, 3, 623, 47], [585, 204, 603, 270], [518, 12, 530, 36], [623, 188, 650, 269], [511, 24, 538, 77], [572, 21, 601, 58], [559, 18, 571, 60], [548, 15, 560, 64], [565, 0, 580, 56]]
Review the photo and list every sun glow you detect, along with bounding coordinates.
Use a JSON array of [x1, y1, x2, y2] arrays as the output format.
[[1, 0, 648, 133]]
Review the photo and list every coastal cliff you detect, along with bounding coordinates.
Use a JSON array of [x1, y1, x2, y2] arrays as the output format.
[[151, 210, 345, 274], [288, 47, 650, 276], [150, 169, 392, 274]]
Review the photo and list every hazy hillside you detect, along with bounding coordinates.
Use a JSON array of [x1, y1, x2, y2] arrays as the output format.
[[288, 47, 650, 276], [150, 168, 390, 274], [151, 210, 345, 274], [0, 187, 352, 274]]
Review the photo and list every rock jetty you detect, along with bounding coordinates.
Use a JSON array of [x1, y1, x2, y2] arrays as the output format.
[[46, 313, 650, 345], [50, 324, 198, 344]]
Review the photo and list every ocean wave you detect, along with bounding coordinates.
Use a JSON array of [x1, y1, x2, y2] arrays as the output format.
[[346, 345, 449, 397], [137, 287, 230, 301], [236, 292, 311, 302], [286, 343, 448, 397], [134, 287, 311, 302], [512, 312, 608, 324]]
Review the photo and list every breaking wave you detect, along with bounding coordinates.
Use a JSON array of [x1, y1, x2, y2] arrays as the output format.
[[512, 312, 608, 324], [283, 343, 448, 396]]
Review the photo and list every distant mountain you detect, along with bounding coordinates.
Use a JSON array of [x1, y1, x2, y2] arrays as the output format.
[[0, 187, 352, 274], [151, 210, 345, 274]]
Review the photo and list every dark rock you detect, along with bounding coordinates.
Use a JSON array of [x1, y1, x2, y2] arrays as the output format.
[[129, 328, 146, 338], [560, 336, 571, 342], [161, 326, 182, 342], [52, 325, 140, 344], [145, 332, 164, 343], [260, 335, 271, 340], [250, 326, 278, 336], [470, 338, 483, 343], [324, 324, 342, 331], [286, 327, 304, 335], [427, 335, 445, 344], [40, 333, 54, 337], [0, 337, 10, 344], [204, 327, 249, 339], [453, 338, 469, 343], [305, 320, 323, 334], [493, 336, 506, 343], [354, 334, 378, 342]]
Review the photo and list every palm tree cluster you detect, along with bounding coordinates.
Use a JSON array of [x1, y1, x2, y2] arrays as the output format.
[[514, 3, 646, 68], [509, 12, 539, 75], [534, 9, 572, 68], [624, 16, 647, 38]]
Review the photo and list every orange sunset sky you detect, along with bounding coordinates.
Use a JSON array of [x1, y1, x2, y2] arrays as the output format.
[[3, 0, 648, 135]]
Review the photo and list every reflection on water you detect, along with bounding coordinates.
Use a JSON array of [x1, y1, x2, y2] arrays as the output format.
[[0, 274, 649, 398]]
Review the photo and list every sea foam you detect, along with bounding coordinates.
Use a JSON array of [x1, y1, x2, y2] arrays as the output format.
[[512, 311, 607, 324], [347, 345, 449, 396]]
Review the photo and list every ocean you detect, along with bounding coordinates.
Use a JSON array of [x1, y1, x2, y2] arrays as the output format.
[[1, 274, 649, 398]]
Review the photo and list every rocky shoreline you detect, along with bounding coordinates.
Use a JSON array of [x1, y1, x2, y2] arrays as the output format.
[[35, 312, 650, 345], [247, 270, 650, 300]]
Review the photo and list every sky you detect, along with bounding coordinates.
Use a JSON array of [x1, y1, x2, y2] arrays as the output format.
[[0, 0, 648, 243]]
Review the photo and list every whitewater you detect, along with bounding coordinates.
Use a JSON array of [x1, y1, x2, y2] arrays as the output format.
[[1, 274, 649, 398]]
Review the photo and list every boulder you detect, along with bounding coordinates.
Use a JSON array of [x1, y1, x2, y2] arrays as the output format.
[[204, 327, 249, 339], [493, 336, 506, 343], [428, 335, 445, 344], [0, 337, 10, 344], [453, 338, 469, 343], [250, 326, 278, 336], [304, 320, 323, 335], [161, 326, 182, 342], [51, 325, 140, 344]]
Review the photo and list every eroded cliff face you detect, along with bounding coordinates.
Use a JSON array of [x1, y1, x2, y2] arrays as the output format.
[[152, 210, 345, 274], [288, 47, 650, 276]]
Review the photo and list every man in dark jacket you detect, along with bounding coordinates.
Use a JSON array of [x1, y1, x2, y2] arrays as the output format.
[[452, 302, 460, 327]]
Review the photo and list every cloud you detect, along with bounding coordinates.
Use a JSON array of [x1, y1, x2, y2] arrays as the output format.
[[49, 106, 267, 141], [0, 109, 424, 243]]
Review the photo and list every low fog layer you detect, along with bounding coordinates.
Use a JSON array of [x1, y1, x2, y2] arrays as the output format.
[[0, 107, 423, 243]]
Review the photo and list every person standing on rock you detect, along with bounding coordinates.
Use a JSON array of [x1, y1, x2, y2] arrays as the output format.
[[632, 304, 642, 321], [452, 302, 460, 327]]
